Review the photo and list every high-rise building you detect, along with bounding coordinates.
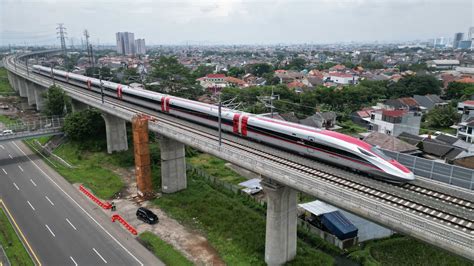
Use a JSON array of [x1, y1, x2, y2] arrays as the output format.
[[468, 27, 474, 40], [116, 32, 135, 55], [453, 32, 464, 49], [135, 39, 146, 55]]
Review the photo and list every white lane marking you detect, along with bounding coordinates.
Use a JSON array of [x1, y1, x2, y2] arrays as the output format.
[[45, 224, 56, 237], [2, 168, 7, 175], [45, 196, 54, 206], [27, 200, 35, 211], [18, 165, 24, 172], [13, 182, 19, 190], [70, 256, 78, 266], [0, 145, 4, 150], [8, 154, 13, 159], [66, 218, 77, 231], [30, 179, 37, 187], [93, 248, 107, 264], [12, 142, 144, 266]]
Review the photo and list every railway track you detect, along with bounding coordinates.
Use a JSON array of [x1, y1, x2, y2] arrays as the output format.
[[11, 59, 474, 234]]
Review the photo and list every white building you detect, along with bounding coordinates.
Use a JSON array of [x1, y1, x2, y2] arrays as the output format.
[[364, 109, 422, 137], [197, 74, 227, 89], [135, 39, 146, 55], [426, 60, 460, 70], [116, 32, 135, 55], [324, 72, 359, 85], [457, 100, 474, 122]]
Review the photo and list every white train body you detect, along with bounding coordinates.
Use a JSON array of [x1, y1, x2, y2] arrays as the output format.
[[33, 65, 415, 182]]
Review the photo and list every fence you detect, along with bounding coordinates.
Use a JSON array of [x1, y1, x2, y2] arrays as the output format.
[[383, 150, 474, 190]]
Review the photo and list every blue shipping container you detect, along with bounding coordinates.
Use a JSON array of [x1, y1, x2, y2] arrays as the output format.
[[321, 211, 358, 240]]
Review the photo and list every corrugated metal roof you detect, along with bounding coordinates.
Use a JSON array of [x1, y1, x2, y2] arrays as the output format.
[[299, 200, 338, 216]]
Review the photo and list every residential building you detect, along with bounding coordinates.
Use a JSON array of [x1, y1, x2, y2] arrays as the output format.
[[300, 112, 338, 130], [365, 109, 422, 137], [413, 95, 446, 111], [457, 100, 474, 122], [457, 118, 474, 143], [197, 73, 227, 89], [384, 97, 419, 111], [116, 32, 135, 55], [426, 60, 460, 70], [363, 132, 419, 155], [324, 72, 359, 85], [135, 39, 146, 55]]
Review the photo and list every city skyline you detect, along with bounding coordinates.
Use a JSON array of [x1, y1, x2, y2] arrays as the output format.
[[1, 0, 473, 46]]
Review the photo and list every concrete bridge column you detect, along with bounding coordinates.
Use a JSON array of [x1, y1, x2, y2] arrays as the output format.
[[7, 71, 18, 92], [33, 85, 46, 111], [71, 99, 89, 112], [262, 179, 297, 265], [160, 136, 186, 193], [18, 78, 27, 97], [102, 112, 128, 154], [26, 80, 36, 106]]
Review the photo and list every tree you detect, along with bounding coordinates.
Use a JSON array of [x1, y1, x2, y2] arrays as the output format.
[[286, 58, 307, 71], [191, 65, 215, 79], [387, 75, 441, 98], [424, 106, 460, 128], [227, 66, 245, 78], [63, 109, 105, 141], [445, 82, 474, 100], [247, 63, 273, 76], [43, 85, 66, 116]]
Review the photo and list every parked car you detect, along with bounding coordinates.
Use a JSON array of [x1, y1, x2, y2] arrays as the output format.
[[1, 130, 13, 136], [136, 207, 158, 224]]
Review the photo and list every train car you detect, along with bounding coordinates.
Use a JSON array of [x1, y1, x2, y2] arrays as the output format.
[[32, 65, 415, 183]]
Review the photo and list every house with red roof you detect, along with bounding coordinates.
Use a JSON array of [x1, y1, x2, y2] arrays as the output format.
[[354, 108, 421, 137], [197, 73, 227, 89]]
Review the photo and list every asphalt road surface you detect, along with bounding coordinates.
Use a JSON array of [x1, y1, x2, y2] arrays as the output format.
[[0, 141, 163, 266]]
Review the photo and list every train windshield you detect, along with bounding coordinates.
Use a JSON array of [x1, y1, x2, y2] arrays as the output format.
[[370, 147, 391, 160]]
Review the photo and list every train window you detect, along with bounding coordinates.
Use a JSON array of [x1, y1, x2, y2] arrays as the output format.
[[370, 147, 391, 160], [358, 148, 375, 157]]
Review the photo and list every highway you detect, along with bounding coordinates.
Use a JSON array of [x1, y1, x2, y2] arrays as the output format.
[[0, 141, 163, 265]]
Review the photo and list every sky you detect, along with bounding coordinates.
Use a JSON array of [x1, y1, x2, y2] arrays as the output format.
[[1, 0, 473, 46]]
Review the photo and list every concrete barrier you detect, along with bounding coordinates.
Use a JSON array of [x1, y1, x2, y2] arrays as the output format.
[[111, 214, 137, 235]]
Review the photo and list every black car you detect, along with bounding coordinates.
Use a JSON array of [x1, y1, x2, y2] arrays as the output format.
[[136, 207, 159, 224]]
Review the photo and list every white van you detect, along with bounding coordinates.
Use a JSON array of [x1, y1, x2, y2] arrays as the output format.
[[1, 130, 13, 136]]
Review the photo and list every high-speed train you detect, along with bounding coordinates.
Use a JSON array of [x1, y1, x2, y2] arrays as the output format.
[[33, 65, 415, 183]]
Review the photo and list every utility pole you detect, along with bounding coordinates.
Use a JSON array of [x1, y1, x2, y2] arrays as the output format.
[[56, 23, 67, 56], [257, 87, 279, 118], [84, 30, 93, 66], [218, 92, 222, 147]]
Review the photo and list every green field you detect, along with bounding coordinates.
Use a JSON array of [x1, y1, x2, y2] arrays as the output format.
[[0, 114, 17, 125], [348, 236, 471, 266], [0, 68, 15, 95], [139, 232, 193, 266], [153, 173, 334, 265], [0, 208, 34, 266], [188, 153, 247, 185]]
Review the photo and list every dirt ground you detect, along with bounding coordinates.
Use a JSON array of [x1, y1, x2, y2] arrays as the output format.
[[105, 165, 225, 266]]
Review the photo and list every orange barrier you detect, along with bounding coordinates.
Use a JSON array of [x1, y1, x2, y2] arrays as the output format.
[[79, 185, 112, 209], [111, 214, 138, 235]]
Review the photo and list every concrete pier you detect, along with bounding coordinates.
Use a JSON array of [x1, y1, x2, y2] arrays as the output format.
[[18, 78, 27, 97], [26, 81, 36, 106], [33, 84, 45, 111], [160, 136, 186, 193], [102, 112, 128, 154], [262, 179, 297, 265]]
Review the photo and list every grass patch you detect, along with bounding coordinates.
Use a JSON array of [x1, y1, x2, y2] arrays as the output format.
[[348, 236, 471, 266], [0, 208, 34, 266], [0, 68, 15, 94], [36, 135, 52, 146], [0, 114, 17, 126], [139, 231, 193, 266], [153, 173, 334, 265], [188, 153, 247, 185], [25, 139, 125, 199]]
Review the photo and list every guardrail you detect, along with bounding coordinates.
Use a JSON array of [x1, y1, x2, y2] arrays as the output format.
[[383, 149, 474, 190], [111, 214, 138, 235], [79, 185, 112, 210]]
